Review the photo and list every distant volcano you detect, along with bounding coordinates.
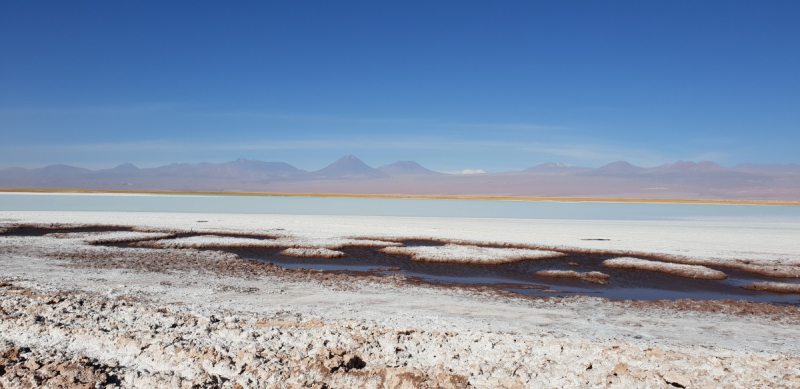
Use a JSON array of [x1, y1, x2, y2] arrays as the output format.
[[377, 161, 442, 176], [588, 161, 646, 176], [311, 155, 388, 178], [104, 162, 140, 172]]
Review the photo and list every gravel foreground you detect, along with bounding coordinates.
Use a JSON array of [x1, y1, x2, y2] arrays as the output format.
[[2, 213, 800, 388]]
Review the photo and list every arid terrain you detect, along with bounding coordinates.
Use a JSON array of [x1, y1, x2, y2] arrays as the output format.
[[2, 211, 800, 388], [3, 156, 800, 201]]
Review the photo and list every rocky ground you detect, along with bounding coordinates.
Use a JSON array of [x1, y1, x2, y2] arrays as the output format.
[[1, 213, 800, 388]]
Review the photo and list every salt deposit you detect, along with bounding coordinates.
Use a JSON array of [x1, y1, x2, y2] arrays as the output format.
[[2, 212, 800, 388], [136, 235, 402, 250], [535, 270, 611, 284], [3, 211, 799, 271], [603, 257, 729, 280], [741, 282, 800, 294], [381, 244, 566, 264], [281, 247, 347, 258], [81, 231, 174, 245]]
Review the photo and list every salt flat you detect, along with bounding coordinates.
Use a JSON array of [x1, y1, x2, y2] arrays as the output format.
[[3, 210, 799, 265], [1, 211, 800, 388]]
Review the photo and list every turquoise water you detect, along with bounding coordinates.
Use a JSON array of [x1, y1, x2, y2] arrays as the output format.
[[1, 193, 799, 220]]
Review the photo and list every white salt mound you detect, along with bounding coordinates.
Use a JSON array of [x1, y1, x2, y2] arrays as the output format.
[[381, 244, 565, 264], [42, 231, 176, 245], [136, 235, 402, 250], [741, 282, 800, 294], [535, 270, 611, 284], [280, 248, 346, 259], [603, 257, 728, 280]]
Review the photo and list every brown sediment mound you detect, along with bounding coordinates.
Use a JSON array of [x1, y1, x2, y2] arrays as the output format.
[[0, 346, 120, 388], [381, 244, 566, 265], [741, 282, 800, 294], [603, 257, 728, 280], [613, 298, 800, 321], [536, 270, 611, 284], [281, 248, 347, 259]]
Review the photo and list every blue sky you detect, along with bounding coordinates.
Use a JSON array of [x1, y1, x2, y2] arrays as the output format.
[[1, 1, 798, 172]]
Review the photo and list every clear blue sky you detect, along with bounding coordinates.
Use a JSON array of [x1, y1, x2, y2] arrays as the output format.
[[1, 1, 798, 172]]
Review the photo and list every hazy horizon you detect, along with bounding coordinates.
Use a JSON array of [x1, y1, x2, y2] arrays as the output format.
[[3, 155, 800, 173]]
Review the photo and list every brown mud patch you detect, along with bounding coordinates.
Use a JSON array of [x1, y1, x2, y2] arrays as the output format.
[[612, 298, 800, 322], [0, 346, 121, 389]]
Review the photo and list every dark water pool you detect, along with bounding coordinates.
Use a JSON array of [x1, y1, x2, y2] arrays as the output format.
[[4, 227, 799, 304], [223, 242, 800, 304]]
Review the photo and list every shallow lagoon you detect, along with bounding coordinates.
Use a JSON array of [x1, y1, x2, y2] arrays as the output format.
[[2, 192, 799, 221]]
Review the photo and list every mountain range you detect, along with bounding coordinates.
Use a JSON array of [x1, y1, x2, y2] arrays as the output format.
[[1, 156, 799, 201]]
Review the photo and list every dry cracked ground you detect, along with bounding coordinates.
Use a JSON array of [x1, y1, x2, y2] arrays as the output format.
[[1, 224, 800, 388]]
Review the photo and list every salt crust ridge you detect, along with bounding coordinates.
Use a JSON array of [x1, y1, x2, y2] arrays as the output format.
[[46, 231, 176, 245], [535, 270, 611, 284], [381, 244, 566, 264], [741, 282, 800, 294], [281, 247, 347, 259], [603, 257, 729, 280], [134, 235, 403, 250]]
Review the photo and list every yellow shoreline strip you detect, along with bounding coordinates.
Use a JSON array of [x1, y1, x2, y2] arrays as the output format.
[[1, 188, 798, 206]]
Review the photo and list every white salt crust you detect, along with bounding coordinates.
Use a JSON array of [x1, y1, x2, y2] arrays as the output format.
[[280, 247, 347, 259], [2, 213, 800, 387], [135, 235, 402, 250], [603, 257, 728, 280], [4, 211, 800, 278], [741, 282, 800, 294], [535, 270, 611, 284], [2, 210, 797, 268], [381, 244, 566, 264]]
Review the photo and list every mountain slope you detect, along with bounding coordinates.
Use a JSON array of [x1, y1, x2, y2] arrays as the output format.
[[377, 161, 442, 176], [312, 155, 388, 178]]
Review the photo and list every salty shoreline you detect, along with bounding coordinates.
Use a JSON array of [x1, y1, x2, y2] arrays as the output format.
[[3, 188, 800, 206], [2, 211, 800, 387]]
